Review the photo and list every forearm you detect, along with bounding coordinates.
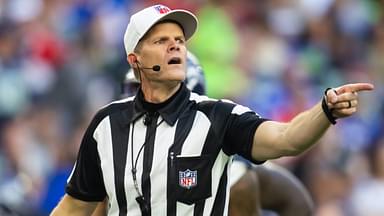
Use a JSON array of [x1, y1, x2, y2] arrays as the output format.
[[252, 101, 331, 160], [281, 101, 331, 155]]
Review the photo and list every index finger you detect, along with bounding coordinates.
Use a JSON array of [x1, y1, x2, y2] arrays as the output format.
[[336, 83, 374, 94]]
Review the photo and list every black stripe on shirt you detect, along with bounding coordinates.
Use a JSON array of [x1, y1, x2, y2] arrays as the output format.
[[110, 110, 130, 216], [198, 100, 235, 155], [210, 163, 229, 215], [141, 114, 160, 216], [193, 200, 206, 216], [167, 108, 197, 215]]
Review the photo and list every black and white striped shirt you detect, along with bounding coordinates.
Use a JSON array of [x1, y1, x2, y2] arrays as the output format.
[[66, 83, 267, 216]]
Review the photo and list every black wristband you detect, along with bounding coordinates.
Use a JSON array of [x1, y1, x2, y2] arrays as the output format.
[[322, 88, 337, 125]]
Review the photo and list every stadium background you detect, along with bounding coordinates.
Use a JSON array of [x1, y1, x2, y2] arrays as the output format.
[[0, 0, 383, 215]]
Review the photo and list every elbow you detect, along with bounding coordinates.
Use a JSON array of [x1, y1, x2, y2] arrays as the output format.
[[278, 148, 302, 157], [277, 141, 309, 157]]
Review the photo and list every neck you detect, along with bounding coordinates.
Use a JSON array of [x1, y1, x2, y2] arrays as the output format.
[[141, 81, 181, 103]]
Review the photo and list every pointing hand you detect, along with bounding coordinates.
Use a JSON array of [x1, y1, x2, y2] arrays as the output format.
[[325, 83, 374, 118]]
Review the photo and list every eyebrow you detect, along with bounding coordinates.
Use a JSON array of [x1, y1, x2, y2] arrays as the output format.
[[151, 35, 185, 42], [175, 35, 186, 40]]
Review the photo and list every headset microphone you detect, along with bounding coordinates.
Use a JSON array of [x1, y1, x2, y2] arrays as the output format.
[[140, 65, 161, 72]]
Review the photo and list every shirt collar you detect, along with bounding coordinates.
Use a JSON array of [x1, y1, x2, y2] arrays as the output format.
[[131, 82, 190, 126]]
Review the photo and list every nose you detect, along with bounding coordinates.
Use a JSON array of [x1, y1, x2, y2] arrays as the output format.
[[167, 40, 180, 52]]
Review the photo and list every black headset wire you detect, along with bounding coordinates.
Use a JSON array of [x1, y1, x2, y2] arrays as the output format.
[[135, 61, 144, 84]]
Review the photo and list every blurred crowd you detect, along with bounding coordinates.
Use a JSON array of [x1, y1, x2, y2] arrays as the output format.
[[0, 0, 383, 215]]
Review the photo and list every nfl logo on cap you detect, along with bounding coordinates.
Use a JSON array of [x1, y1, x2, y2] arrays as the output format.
[[154, 5, 170, 14]]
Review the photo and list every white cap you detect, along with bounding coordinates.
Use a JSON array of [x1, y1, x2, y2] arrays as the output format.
[[124, 4, 198, 55]]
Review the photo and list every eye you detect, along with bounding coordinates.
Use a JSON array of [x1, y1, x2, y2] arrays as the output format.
[[154, 37, 168, 44], [154, 39, 164, 44], [176, 38, 185, 44]]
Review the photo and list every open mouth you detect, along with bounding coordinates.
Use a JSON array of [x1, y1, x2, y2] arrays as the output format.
[[168, 57, 181, 65]]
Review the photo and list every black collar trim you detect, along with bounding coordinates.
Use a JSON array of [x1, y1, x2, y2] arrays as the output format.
[[131, 83, 190, 126]]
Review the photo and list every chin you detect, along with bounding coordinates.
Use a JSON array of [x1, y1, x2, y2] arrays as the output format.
[[168, 77, 185, 83], [166, 69, 186, 81]]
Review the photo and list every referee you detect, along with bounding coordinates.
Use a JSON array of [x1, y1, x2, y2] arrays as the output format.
[[51, 4, 374, 216], [92, 51, 314, 216]]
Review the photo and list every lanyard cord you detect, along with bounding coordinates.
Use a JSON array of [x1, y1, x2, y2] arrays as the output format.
[[130, 123, 145, 196], [130, 115, 165, 197]]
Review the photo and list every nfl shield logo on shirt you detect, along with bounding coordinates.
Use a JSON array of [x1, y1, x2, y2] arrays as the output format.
[[179, 169, 197, 189]]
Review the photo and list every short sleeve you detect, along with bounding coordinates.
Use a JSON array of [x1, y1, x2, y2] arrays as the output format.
[[223, 111, 269, 164], [65, 118, 106, 201]]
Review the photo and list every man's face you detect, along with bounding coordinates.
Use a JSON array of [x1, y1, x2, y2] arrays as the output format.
[[136, 22, 187, 83]]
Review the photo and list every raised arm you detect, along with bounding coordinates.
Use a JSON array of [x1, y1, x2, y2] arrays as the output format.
[[50, 194, 99, 216], [251, 83, 374, 160]]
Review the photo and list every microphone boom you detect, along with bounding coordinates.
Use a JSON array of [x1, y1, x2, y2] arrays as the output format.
[[141, 65, 161, 72]]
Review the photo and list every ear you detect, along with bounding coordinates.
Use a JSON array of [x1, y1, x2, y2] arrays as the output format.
[[127, 54, 138, 66]]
